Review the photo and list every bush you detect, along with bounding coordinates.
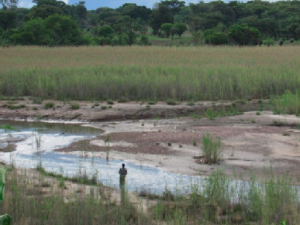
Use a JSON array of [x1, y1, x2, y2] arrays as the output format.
[[147, 101, 156, 105], [106, 100, 114, 105], [202, 133, 222, 164], [70, 102, 80, 110], [166, 100, 176, 105], [8, 104, 25, 110], [118, 97, 129, 103], [140, 35, 150, 45], [272, 91, 300, 115], [187, 101, 195, 106], [44, 102, 54, 109], [279, 39, 284, 46], [32, 97, 43, 104], [263, 38, 275, 46]]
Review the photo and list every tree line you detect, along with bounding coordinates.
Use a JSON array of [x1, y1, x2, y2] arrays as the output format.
[[0, 0, 299, 46]]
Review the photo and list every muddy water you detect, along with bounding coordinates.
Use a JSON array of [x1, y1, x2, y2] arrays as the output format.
[[0, 121, 202, 194]]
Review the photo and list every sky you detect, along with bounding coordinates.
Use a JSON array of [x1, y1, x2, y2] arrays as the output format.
[[18, 0, 201, 10], [17, 0, 280, 10]]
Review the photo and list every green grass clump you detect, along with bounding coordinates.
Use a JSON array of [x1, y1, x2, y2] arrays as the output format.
[[187, 101, 195, 106], [44, 102, 55, 109], [70, 102, 80, 110], [147, 101, 156, 105], [202, 133, 222, 164], [166, 100, 177, 105], [101, 106, 107, 110], [118, 97, 129, 103], [272, 91, 300, 115], [205, 109, 218, 120], [8, 104, 25, 110], [32, 97, 43, 104], [106, 100, 114, 105]]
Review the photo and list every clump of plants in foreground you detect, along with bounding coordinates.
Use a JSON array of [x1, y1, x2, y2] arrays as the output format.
[[149, 169, 299, 224], [1, 165, 299, 224], [1, 167, 148, 225]]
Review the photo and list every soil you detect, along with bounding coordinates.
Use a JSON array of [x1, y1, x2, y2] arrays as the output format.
[[1, 98, 300, 183]]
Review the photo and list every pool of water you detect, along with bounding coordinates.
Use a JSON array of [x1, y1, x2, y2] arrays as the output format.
[[0, 121, 203, 194]]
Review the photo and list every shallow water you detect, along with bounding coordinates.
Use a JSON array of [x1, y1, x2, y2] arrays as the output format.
[[0, 121, 203, 194]]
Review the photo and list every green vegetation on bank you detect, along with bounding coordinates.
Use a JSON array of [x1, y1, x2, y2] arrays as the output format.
[[0, 167, 148, 225], [272, 91, 300, 116], [0, 0, 300, 46], [1, 166, 299, 224], [1, 46, 299, 101]]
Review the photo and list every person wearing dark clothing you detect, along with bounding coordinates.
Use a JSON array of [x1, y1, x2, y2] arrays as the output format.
[[119, 163, 127, 203], [119, 163, 127, 186]]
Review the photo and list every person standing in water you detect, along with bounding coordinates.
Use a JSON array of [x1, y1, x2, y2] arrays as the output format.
[[119, 163, 127, 203], [119, 163, 127, 186]]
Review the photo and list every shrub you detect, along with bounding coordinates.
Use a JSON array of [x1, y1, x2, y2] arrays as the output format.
[[263, 38, 275, 46], [101, 106, 107, 110], [140, 35, 150, 45], [205, 109, 218, 120], [166, 100, 176, 105], [202, 133, 222, 164], [147, 101, 156, 105], [106, 100, 114, 105], [8, 104, 25, 110], [272, 91, 300, 115], [279, 39, 284, 46], [32, 98, 43, 104], [187, 101, 195, 106], [118, 97, 129, 103], [44, 102, 54, 109], [70, 102, 80, 110]]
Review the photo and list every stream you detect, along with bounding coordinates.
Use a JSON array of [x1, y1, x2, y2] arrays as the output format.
[[0, 121, 203, 194]]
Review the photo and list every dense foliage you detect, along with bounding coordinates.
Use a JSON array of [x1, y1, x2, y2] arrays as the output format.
[[0, 0, 299, 46]]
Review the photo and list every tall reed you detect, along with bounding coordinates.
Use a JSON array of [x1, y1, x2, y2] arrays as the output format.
[[1, 46, 300, 101]]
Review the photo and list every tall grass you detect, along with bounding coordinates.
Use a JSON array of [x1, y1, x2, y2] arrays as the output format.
[[272, 91, 300, 115], [0, 46, 300, 101], [0, 167, 149, 225], [202, 133, 222, 164], [150, 170, 300, 224], [1, 166, 299, 224]]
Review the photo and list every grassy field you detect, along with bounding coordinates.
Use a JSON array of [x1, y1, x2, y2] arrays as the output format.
[[1, 46, 300, 101]]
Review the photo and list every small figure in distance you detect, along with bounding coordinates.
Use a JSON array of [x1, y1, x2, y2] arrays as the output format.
[[119, 163, 127, 187]]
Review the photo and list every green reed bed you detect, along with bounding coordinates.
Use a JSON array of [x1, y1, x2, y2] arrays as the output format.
[[0, 46, 300, 101]]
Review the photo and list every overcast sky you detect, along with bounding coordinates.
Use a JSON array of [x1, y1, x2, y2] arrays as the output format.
[[18, 0, 203, 10]]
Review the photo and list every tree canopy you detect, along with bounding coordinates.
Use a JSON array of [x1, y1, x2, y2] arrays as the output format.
[[0, 0, 299, 46]]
